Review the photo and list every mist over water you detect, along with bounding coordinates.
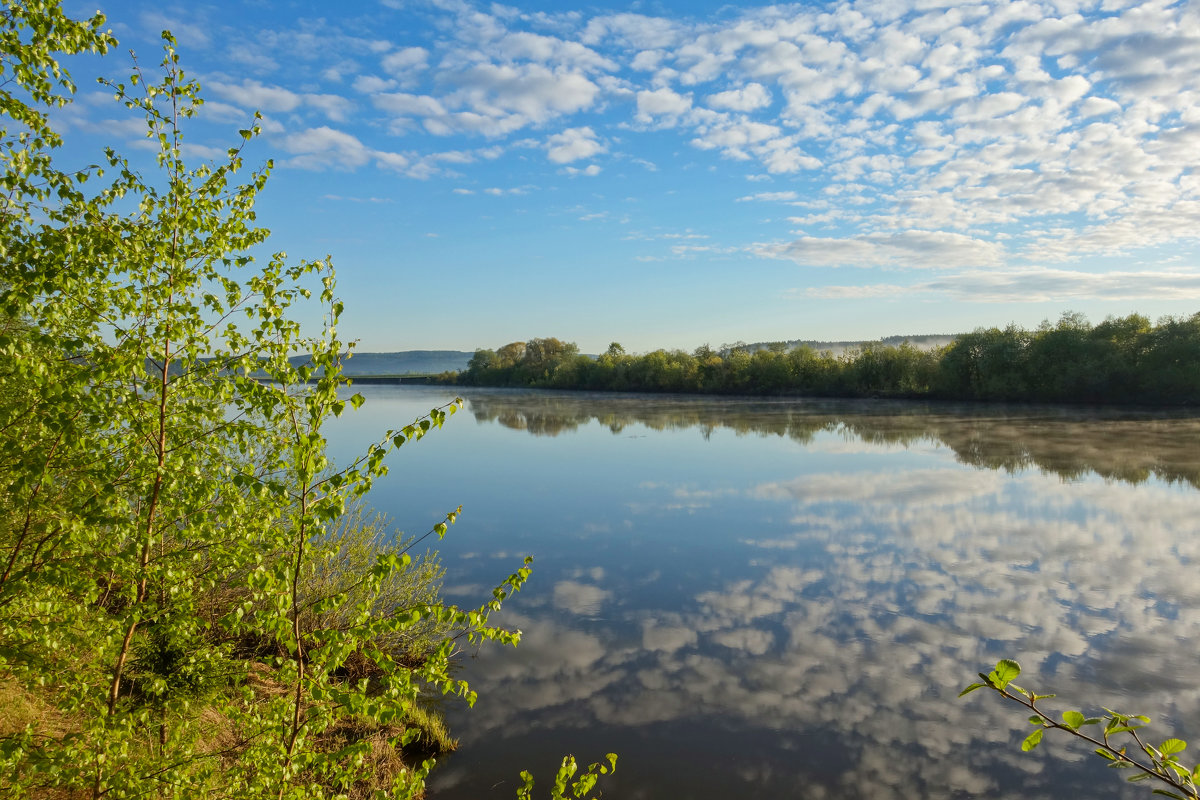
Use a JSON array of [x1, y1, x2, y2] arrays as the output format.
[[326, 386, 1200, 799]]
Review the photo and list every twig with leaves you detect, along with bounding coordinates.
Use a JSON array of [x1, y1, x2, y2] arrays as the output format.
[[517, 753, 618, 800], [962, 660, 1199, 800]]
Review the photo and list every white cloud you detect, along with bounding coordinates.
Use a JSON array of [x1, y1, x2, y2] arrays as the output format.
[[180, 143, 229, 161], [303, 94, 355, 122], [754, 136, 822, 173], [118, 0, 1200, 291], [710, 627, 774, 655], [545, 126, 606, 164], [1078, 96, 1122, 118], [581, 13, 682, 50], [706, 83, 772, 112], [207, 80, 353, 121], [553, 580, 611, 615], [372, 62, 599, 137], [139, 10, 211, 48], [450, 62, 600, 122], [799, 267, 1200, 302], [208, 79, 301, 113], [381, 46, 429, 75], [691, 118, 780, 152], [353, 75, 398, 94], [196, 100, 250, 124], [562, 164, 602, 177], [494, 31, 616, 72], [952, 92, 1025, 123], [1048, 74, 1091, 105], [630, 49, 665, 72], [642, 622, 697, 653], [373, 92, 447, 117], [227, 48, 279, 73], [757, 230, 1006, 269], [737, 191, 799, 202], [635, 87, 692, 122], [278, 126, 409, 173]]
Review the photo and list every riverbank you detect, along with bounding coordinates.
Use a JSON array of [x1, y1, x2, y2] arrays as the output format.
[[439, 314, 1200, 406]]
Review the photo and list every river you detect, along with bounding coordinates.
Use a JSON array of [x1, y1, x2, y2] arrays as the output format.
[[325, 385, 1200, 799]]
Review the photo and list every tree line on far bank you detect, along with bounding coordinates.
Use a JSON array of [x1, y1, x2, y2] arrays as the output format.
[[444, 312, 1200, 405]]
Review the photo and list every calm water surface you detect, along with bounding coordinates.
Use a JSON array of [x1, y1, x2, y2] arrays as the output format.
[[326, 385, 1200, 799]]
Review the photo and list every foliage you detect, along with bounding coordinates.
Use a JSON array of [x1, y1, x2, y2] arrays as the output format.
[[301, 504, 451, 666], [0, 5, 614, 799], [452, 313, 1200, 405], [963, 660, 1199, 799], [517, 753, 618, 800]]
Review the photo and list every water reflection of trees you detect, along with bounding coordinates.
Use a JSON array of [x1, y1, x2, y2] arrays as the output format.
[[464, 389, 1200, 488]]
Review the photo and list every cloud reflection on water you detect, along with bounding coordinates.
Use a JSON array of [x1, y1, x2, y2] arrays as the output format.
[[427, 391, 1200, 799]]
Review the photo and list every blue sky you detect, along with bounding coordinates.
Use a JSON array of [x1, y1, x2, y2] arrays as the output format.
[[58, 0, 1200, 353]]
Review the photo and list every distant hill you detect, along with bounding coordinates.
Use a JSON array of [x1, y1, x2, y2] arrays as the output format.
[[330, 350, 473, 375], [234, 350, 471, 380]]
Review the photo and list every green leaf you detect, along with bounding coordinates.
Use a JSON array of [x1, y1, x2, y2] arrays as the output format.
[[1161, 739, 1187, 756], [958, 682, 986, 697], [1063, 710, 1086, 730], [990, 659, 1021, 690], [1151, 791, 1186, 799], [1022, 729, 1044, 752]]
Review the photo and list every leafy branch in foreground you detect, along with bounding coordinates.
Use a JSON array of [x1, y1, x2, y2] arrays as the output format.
[[517, 753, 618, 800], [962, 660, 1198, 800], [0, 3, 614, 797]]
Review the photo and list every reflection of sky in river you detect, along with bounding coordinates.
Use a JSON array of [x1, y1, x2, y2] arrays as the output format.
[[325, 386, 1200, 799]]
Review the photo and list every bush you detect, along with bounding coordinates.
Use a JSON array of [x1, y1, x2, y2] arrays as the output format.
[[0, 9, 606, 799]]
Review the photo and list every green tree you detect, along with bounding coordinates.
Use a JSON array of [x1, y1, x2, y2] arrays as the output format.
[[747, 348, 792, 393], [521, 337, 579, 373], [468, 347, 500, 372], [496, 340, 527, 368], [936, 326, 1029, 400], [1141, 313, 1200, 404], [0, 9, 614, 800], [463, 347, 500, 384], [1023, 311, 1096, 401]]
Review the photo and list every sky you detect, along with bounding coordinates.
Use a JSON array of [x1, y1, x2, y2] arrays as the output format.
[[54, 0, 1200, 354]]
